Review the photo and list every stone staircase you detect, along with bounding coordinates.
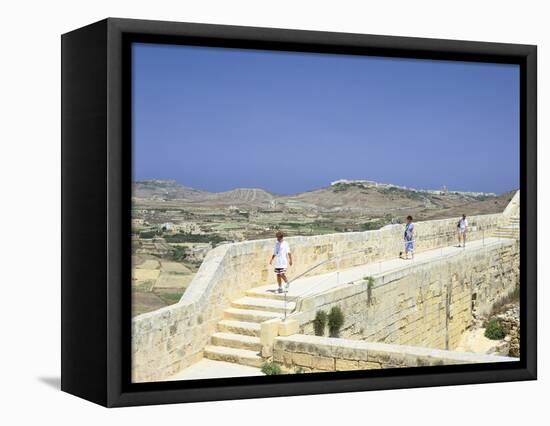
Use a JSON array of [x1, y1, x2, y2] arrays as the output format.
[[492, 216, 520, 239], [204, 289, 297, 367]]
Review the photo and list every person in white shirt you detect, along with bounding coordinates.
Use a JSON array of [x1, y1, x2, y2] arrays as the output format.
[[269, 231, 293, 293], [457, 214, 468, 248]]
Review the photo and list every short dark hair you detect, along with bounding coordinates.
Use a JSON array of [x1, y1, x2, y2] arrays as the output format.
[[407, 215, 413, 221], [276, 231, 284, 239]]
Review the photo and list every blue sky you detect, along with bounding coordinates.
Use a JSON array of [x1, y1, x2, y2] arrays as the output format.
[[133, 43, 519, 195]]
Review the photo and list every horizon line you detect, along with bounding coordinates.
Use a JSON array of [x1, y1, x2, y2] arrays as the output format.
[[133, 178, 515, 197]]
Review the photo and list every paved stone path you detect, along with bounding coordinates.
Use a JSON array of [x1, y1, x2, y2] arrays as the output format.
[[167, 359, 262, 381], [249, 236, 512, 300]]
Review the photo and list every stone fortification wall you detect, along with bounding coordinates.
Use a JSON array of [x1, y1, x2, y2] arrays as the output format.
[[273, 334, 516, 372], [502, 190, 520, 217], [294, 239, 519, 350]]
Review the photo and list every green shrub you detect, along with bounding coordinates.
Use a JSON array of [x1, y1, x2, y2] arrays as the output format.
[[313, 310, 327, 336], [327, 306, 345, 337], [170, 246, 188, 262], [484, 319, 505, 340], [139, 230, 160, 239], [156, 291, 184, 305], [362, 220, 388, 231], [164, 232, 224, 245], [261, 361, 282, 375]]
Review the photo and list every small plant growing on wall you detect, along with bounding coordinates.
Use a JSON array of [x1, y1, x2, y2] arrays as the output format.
[[261, 361, 282, 375], [313, 310, 327, 336], [484, 319, 505, 340], [327, 306, 345, 337]]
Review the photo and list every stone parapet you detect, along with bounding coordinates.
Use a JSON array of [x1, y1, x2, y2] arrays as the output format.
[[293, 238, 519, 351], [273, 334, 516, 372]]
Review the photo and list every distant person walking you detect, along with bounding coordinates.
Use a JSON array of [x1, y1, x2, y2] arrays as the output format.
[[402, 215, 415, 260], [269, 231, 293, 293], [457, 214, 468, 248]]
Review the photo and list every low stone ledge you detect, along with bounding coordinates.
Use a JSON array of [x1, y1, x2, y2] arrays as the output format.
[[273, 334, 516, 372]]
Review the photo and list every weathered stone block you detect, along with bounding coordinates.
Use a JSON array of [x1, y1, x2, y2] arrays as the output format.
[[261, 318, 281, 357], [358, 360, 382, 369], [335, 359, 360, 371], [312, 356, 335, 371], [279, 319, 299, 336], [273, 349, 284, 363], [292, 353, 313, 368]]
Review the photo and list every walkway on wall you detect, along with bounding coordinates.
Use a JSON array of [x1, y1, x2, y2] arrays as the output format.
[[248, 236, 515, 301]]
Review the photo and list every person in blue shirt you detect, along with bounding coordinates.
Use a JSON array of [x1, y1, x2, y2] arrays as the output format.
[[402, 215, 415, 260]]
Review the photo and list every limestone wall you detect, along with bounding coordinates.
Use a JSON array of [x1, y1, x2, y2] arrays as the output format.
[[502, 190, 520, 218], [273, 334, 516, 372], [132, 193, 517, 382], [294, 239, 519, 350]]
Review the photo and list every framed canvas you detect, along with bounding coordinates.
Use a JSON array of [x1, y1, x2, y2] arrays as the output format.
[[61, 18, 537, 407]]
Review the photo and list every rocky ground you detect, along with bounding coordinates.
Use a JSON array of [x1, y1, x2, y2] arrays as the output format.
[[456, 302, 520, 357], [493, 303, 520, 357]]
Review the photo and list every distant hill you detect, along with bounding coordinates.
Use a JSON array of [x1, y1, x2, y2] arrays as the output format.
[[133, 180, 207, 200], [282, 180, 511, 217], [205, 188, 275, 204], [133, 179, 515, 218], [134, 180, 274, 205]]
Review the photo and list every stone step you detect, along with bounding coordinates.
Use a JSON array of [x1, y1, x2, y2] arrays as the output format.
[[217, 319, 261, 337], [203, 345, 263, 367], [232, 296, 296, 313], [211, 332, 262, 351], [245, 287, 299, 302], [224, 307, 282, 323]]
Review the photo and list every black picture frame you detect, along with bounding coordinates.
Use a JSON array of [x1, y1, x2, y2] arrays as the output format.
[[61, 17, 537, 407]]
